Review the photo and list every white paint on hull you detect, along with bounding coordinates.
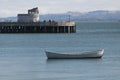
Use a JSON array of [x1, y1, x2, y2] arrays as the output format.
[[45, 49, 104, 59]]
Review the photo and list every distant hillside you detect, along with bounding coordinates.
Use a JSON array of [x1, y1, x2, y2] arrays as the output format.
[[1, 10, 120, 22], [79, 10, 120, 21], [40, 10, 120, 22], [0, 17, 17, 22]]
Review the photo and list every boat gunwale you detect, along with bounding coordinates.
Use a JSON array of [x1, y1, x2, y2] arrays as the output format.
[[45, 49, 104, 55]]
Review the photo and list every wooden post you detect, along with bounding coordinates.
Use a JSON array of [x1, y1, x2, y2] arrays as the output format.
[[57, 26, 59, 33], [64, 26, 66, 33], [52, 26, 55, 33], [68, 26, 70, 33]]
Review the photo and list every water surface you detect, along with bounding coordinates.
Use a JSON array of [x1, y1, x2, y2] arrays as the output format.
[[0, 22, 120, 80]]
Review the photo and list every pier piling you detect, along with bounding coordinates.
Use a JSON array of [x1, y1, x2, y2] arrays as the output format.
[[0, 22, 76, 33]]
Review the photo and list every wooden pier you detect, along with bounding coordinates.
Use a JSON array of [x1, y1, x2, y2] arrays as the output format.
[[0, 22, 76, 33]]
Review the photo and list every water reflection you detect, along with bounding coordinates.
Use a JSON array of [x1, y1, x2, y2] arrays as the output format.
[[46, 58, 103, 64]]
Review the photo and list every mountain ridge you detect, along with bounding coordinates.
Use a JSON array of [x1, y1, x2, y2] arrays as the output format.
[[0, 10, 120, 22]]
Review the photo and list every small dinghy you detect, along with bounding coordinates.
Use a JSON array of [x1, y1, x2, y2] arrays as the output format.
[[45, 49, 104, 59]]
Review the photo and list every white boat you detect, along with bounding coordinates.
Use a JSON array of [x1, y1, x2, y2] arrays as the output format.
[[45, 49, 104, 59]]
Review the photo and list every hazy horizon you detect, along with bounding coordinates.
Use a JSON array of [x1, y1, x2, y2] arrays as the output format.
[[0, 0, 120, 17]]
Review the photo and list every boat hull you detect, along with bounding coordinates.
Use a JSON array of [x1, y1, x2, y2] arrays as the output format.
[[45, 49, 104, 59]]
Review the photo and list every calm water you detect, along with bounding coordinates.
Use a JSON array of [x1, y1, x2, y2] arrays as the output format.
[[0, 22, 120, 80]]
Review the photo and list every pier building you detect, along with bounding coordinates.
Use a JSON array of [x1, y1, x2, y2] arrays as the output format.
[[0, 7, 76, 33]]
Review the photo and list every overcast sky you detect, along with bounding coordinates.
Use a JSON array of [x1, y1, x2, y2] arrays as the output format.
[[0, 0, 120, 17]]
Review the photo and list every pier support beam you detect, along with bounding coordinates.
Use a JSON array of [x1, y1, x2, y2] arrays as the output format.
[[0, 22, 76, 33], [64, 26, 66, 33], [57, 27, 59, 33], [68, 26, 70, 33]]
